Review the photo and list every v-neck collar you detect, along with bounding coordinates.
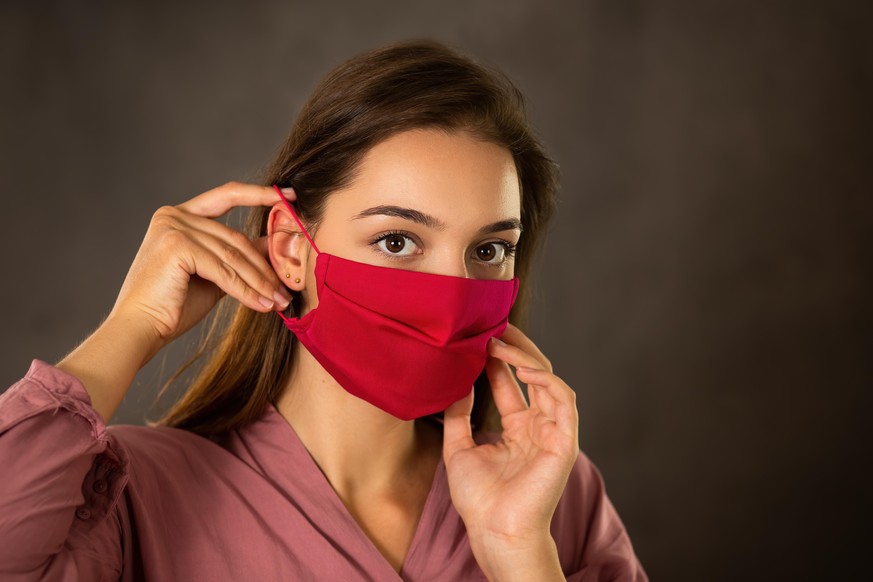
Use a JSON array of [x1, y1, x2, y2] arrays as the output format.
[[234, 401, 449, 580]]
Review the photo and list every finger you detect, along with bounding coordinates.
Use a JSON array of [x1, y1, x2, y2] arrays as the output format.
[[195, 234, 292, 309], [173, 210, 284, 276], [182, 238, 287, 313], [178, 181, 296, 218], [516, 367, 575, 408], [528, 385, 556, 420], [532, 408, 558, 436], [487, 336, 547, 373], [498, 323, 553, 373], [171, 214, 292, 307], [443, 388, 476, 463], [485, 355, 528, 416], [516, 367, 578, 438]]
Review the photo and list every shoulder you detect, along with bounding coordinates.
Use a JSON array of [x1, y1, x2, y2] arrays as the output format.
[[107, 423, 218, 452], [107, 423, 224, 457], [105, 424, 231, 483]]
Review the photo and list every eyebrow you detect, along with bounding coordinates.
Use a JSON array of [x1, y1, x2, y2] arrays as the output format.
[[352, 205, 523, 234]]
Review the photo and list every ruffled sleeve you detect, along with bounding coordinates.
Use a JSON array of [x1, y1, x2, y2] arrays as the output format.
[[0, 359, 129, 580]]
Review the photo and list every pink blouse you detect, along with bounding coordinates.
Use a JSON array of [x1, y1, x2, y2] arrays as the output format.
[[0, 359, 648, 581]]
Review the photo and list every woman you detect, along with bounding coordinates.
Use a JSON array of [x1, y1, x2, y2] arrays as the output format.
[[0, 40, 647, 580]]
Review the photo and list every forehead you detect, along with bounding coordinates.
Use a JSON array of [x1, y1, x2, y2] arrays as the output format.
[[330, 128, 521, 222]]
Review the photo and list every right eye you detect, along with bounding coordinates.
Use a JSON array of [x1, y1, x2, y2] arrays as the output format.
[[372, 232, 420, 257]]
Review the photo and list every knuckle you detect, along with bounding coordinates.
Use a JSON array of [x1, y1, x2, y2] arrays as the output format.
[[159, 227, 187, 248], [227, 229, 250, 247], [258, 273, 277, 291], [151, 205, 177, 226], [220, 243, 242, 263], [241, 283, 262, 302], [216, 260, 238, 283], [222, 180, 242, 194]]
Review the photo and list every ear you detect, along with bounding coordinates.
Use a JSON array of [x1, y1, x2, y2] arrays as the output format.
[[267, 202, 311, 291]]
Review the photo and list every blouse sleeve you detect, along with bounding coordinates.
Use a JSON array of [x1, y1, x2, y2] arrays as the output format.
[[552, 450, 649, 582], [0, 359, 129, 581]]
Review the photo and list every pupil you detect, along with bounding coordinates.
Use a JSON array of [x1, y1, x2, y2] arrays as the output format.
[[478, 245, 494, 260], [387, 235, 405, 252]]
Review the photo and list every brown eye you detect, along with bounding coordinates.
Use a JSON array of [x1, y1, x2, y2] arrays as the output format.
[[385, 234, 406, 253], [374, 232, 418, 256], [475, 243, 505, 263]]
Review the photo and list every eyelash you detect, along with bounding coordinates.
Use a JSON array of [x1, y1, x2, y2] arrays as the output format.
[[368, 230, 517, 267]]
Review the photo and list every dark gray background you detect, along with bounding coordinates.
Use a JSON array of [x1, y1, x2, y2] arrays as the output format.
[[2, 1, 870, 580]]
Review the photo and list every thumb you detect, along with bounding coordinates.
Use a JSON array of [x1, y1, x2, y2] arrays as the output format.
[[443, 388, 476, 464]]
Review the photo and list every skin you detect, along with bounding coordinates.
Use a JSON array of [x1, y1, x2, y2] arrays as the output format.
[[56, 129, 579, 581], [269, 129, 579, 578]]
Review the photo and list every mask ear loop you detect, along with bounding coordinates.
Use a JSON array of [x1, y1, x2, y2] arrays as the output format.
[[271, 184, 320, 255], [271, 184, 320, 325]]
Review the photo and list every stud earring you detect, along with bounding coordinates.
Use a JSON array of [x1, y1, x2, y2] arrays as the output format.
[[285, 273, 291, 278], [295, 277, 301, 284]]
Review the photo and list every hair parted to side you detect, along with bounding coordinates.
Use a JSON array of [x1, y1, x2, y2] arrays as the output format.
[[150, 39, 560, 437]]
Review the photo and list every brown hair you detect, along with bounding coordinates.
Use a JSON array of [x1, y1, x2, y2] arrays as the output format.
[[150, 39, 559, 437]]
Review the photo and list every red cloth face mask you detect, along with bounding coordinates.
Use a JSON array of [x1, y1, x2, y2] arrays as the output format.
[[271, 185, 520, 420]]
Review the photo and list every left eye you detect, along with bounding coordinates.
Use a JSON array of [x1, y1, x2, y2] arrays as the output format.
[[474, 243, 506, 263]]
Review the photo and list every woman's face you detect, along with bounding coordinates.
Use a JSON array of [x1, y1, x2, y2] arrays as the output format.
[[271, 128, 522, 312]]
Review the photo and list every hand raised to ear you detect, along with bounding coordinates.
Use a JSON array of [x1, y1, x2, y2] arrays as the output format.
[[112, 181, 295, 343], [57, 181, 297, 425]]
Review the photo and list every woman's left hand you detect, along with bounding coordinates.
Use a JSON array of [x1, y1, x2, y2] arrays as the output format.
[[443, 323, 580, 579]]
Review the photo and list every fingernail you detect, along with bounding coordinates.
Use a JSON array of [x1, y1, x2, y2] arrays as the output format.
[[491, 337, 507, 346], [273, 290, 291, 308], [280, 187, 295, 194], [258, 296, 274, 309]]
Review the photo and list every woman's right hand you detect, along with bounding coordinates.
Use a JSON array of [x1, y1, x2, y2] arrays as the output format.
[[108, 181, 294, 351], [55, 181, 293, 424]]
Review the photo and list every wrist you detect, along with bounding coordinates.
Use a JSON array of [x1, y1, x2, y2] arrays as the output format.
[[102, 308, 168, 364], [56, 311, 167, 423], [467, 528, 564, 582]]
